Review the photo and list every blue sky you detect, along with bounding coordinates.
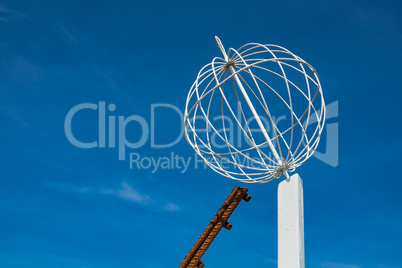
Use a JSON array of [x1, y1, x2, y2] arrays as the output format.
[[0, 0, 402, 267]]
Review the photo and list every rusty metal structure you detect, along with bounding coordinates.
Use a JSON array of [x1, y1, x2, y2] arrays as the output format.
[[179, 186, 251, 268]]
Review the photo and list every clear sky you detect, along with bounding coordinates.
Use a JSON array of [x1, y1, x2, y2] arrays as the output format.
[[0, 0, 401, 267]]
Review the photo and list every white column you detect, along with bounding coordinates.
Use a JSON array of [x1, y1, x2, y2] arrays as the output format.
[[278, 173, 304, 268]]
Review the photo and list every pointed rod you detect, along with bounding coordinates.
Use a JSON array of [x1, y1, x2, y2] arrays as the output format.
[[215, 36, 288, 178]]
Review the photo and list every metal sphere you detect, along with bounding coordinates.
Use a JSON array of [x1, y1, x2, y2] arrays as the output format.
[[184, 37, 326, 183]]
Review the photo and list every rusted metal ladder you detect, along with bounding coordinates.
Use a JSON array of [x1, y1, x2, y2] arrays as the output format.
[[179, 186, 251, 268]]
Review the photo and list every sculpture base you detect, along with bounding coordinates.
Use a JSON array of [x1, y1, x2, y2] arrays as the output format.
[[278, 173, 305, 268]]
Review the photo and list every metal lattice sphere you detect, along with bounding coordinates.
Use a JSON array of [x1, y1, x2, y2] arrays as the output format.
[[184, 37, 326, 183]]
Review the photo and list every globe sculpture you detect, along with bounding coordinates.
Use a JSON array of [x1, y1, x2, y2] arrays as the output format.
[[184, 37, 326, 183]]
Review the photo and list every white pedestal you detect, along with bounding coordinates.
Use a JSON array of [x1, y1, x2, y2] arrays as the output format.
[[278, 173, 305, 268]]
